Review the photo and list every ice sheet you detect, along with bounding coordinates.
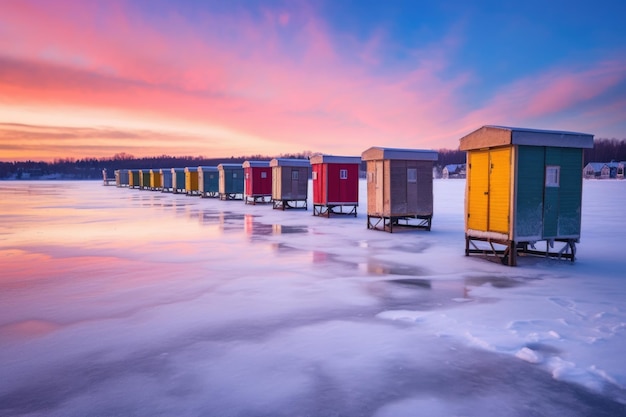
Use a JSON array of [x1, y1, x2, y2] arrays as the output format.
[[1, 179, 625, 416]]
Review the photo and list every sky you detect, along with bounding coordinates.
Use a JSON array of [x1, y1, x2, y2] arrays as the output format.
[[1, 0, 625, 162]]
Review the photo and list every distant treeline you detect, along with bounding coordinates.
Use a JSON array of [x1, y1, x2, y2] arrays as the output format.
[[1, 139, 624, 180]]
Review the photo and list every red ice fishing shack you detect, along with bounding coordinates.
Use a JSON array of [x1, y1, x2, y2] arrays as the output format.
[[243, 161, 272, 204], [310, 154, 361, 217]]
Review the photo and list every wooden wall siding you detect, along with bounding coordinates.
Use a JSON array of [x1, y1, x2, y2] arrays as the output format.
[[161, 170, 172, 190], [515, 146, 544, 239], [366, 159, 433, 217]]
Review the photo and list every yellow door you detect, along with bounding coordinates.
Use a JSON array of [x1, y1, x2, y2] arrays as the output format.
[[488, 147, 511, 233], [467, 150, 489, 231]]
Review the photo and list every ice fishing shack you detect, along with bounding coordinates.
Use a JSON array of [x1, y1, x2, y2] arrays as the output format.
[[139, 169, 151, 190], [361, 147, 438, 232], [150, 169, 162, 191], [310, 154, 361, 217], [460, 125, 594, 266], [217, 163, 244, 200], [184, 167, 200, 196], [160, 168, 172, 192], [270, 158, 310, 210], [242, 161, 272, 204], [171, 168, 186, 194], [198, 166, 219, 198], [128, 169, 140, 189], [115, 169, 129, 187]]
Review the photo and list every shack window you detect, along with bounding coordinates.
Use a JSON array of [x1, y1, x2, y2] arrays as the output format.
[[261, 172, 267, 179], [312, 171, 318, 180], [545, 166, 560, 187], [340, 169, 348, 179], [292, 171, 299, 180], [233, 173, 238, 179], [245, 173, 249, 179], [407, 168, 417, 183]]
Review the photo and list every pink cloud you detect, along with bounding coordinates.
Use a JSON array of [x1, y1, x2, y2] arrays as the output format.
[[1, 0, 624, 161]]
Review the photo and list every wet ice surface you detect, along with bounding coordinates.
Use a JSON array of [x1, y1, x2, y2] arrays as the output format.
[[1, 180, 625, 416]]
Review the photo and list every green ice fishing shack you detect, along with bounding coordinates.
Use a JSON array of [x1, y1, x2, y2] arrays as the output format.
[[460, 125, 594, 266]]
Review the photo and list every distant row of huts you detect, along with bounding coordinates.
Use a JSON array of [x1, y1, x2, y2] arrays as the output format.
[[106, 125, 596, 266], [583, 161, 625, 179]]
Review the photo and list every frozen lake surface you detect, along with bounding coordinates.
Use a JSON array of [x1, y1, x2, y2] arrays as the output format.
[[1, 179, 625, 416]]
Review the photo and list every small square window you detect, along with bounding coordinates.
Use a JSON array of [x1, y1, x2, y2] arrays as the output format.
[[339, 169, 348, 179], [245, 173, 249, 179], [261, 172, 267, 179], [407, 168, 417, 183], [312, 171, 318, 180], [545, 166, 560, 187], [233, 173, 238, 179], [292, 171, 299, 180]]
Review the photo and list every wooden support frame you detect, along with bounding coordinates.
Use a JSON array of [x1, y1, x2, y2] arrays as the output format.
[[465, 235, 577, 266], [367, 215, 432, 233], [313, 204, 357, 218], [201, 191, 219, 198], [273, 199, 308, 210], [219, 192, 243, 201], [245, 195, 272, 205]]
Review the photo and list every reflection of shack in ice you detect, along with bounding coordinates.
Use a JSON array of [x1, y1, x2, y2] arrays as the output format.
[[460, 125, 594, 266], [198, 166, 219, 198], [243, 161, 272, 204], [361, 147, 438, 232], [310, 154, 361, 217], [184, 167, 200, 196], [218, 163, 244, 200], [171, 168, 186, 194], [270, 158, 310, 210], [160, 168, 173, 192]]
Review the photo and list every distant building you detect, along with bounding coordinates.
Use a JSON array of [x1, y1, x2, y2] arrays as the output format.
[[583, 163, 610, 179], [442, 164, 466, 179]]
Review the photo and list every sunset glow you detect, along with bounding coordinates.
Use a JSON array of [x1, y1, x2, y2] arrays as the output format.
[[1, 0, 625, 162]]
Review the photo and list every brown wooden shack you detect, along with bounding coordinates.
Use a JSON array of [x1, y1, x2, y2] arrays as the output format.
[[361, 147, 438, 232], [270, 158, 310, 210]]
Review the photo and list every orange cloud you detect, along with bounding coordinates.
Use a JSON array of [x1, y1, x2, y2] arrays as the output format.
[[1, 1, 624, 162]]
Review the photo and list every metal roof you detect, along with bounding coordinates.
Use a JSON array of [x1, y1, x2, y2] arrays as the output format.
[[309, 154, 361, 165], [460, 125, 594, 150], [269, 158, 310, 167], [242, 160, 270, 168], [361, 147, 438, 161]]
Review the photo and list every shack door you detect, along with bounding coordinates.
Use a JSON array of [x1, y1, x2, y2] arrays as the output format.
[[467, 148, 511, 233], [467, 150, 489, 231]]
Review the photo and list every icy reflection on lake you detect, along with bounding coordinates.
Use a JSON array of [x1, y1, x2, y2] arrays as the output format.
[[1, 180, 625, 416]]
